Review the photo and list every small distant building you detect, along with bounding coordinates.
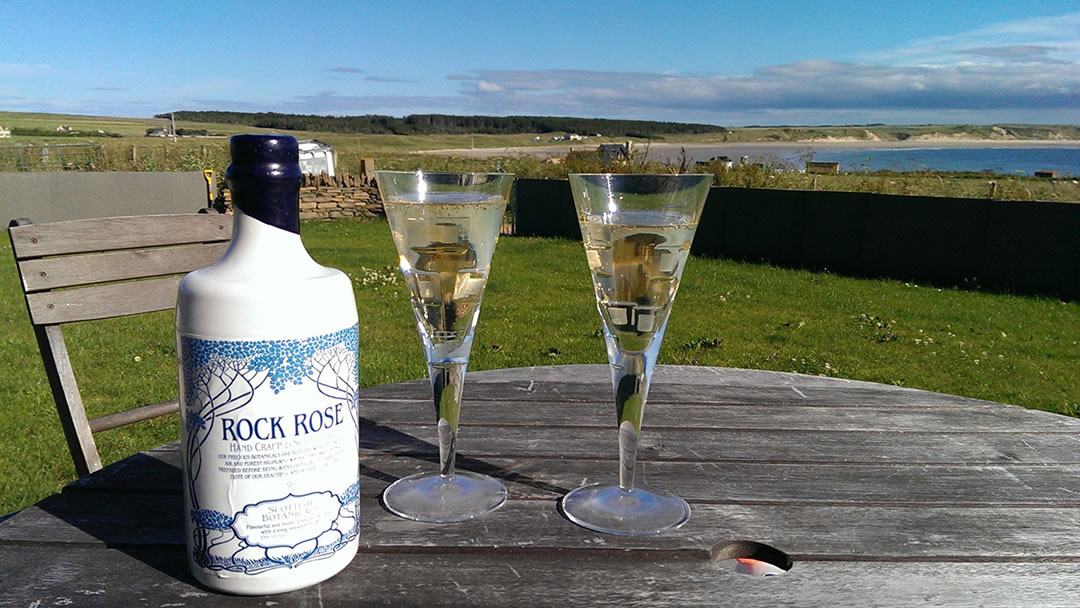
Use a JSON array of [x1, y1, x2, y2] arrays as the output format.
[[146, 127, 171, 137], [0, 125, 10, 138], [568, 134, 583, 141], [1034, 170, 1059, 178], [807, 161, 840, 175], [56, 125, 73, 133], [598, 143, 631, 163], [298, 139, 335, 177], [696, 156, 734, 170]]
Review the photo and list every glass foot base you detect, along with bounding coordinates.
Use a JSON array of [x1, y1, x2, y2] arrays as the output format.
[[382, 470, 507, 523], [561, 484, 690, 536]]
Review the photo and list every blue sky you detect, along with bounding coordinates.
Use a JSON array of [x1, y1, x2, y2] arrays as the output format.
[[1, 0, 1078, 125]]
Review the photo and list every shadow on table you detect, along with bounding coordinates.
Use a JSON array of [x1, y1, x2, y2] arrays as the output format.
[[32, 451, 199, 587], [359, 416, 572, 496], [30, 419, 567, 587]]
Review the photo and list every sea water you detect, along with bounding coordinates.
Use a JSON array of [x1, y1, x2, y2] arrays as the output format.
[[803, 147, 1080, 176]]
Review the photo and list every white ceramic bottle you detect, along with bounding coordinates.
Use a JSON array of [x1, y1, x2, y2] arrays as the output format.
[[176, 135, 359, 595]]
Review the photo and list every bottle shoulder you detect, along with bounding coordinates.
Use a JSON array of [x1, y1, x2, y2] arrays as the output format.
[[177, 260, 357, 339], [181, 255, 347, 288]]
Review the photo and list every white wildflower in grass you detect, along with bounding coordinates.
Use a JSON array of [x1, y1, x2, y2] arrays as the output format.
[[353, 266, 400, 290]]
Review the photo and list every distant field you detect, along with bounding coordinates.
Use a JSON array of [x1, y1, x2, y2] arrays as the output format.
[[0, 111, 580, 151], [1, 111, 1078, 202], [3, 110, 1078, 148]]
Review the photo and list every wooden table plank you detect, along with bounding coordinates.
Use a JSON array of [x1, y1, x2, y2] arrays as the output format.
[[364, 365, 1000, 407], [7, 364, 1080, 607], [8, 493, 1080, 560], [363, 378, 993, 407], [361, 397, 1080, 432], [66, 447, 1080, 507], [6, 545, 1080, 608], [353, 423, 1080, 465]]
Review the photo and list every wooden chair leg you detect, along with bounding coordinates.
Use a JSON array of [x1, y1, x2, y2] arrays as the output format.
[[33, 325, 102, 476]]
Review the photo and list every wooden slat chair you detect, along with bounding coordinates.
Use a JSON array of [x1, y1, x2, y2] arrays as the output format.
[[8, 213, 232, 477]]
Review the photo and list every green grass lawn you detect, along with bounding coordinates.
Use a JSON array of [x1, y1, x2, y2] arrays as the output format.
[[1, 218, 1077, 515]]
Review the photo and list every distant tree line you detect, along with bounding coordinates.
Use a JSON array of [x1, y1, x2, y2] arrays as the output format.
[[144, 128, 210, 136], [10, 127, 122, 138], [158, 111, 727, 137]]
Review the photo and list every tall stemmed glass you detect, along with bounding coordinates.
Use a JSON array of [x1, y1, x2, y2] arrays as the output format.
[[561, 173, 711, 535], [376, 170, 514, 523]]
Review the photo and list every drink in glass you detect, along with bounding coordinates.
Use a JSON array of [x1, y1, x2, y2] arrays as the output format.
[[376, 170, 513, 523], [561, 173, 711, 535]]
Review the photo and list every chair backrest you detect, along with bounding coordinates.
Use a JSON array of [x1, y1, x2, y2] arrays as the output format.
[[8, 213, 232, 476]]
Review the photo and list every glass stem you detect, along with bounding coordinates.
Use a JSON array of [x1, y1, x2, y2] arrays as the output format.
[[611, 351, 650, 492], [429, 361, 465, 479]]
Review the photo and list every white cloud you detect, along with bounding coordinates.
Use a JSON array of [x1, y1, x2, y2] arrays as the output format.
[[8, 12, 1078, 124], [475, 80, 505, 92], [446, 59, 1079, 116], [862, 12, 1080, 66], [432, 13, 1080, 122]]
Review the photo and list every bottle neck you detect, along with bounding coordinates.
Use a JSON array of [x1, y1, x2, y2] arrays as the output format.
[[224, 207, 317, 271]]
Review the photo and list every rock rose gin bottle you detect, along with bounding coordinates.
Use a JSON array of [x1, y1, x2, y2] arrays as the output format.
[[176, 135, 360, 594]]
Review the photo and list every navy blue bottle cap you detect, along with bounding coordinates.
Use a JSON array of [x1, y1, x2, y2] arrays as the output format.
[[226, 134, 302, 234]]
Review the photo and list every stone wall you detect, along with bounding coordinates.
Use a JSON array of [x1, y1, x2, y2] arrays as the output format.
[[298, 173, 384, 220], [218, 173, 384, 220]]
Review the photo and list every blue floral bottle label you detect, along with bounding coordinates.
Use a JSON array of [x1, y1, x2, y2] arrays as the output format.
[[178, 324, 360, 576]]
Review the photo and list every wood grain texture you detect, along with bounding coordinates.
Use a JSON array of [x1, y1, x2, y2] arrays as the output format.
[[26, 276, 182, 324], [7, 213, 230, 478], [6, 546, 1080, 608], [361, 396, 1077, 432], [63, 446, 1080, 507], [8, 213, 231, 258], [352, 423, 1080, 465], [35, 324, 101, 476], [6, 364, 1080, 607], [7, 492, 1080, 561], [87, 399, 178, 433], [19, 242, 228, 291], [363, 376, 998, 408]]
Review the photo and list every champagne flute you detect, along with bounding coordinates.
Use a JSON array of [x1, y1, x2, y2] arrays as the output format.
[[376, 170, 513, 523], [561, 173, 712, 535]]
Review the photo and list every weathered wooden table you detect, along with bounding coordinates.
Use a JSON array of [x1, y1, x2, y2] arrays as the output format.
[[4, 364, 1080, 606]]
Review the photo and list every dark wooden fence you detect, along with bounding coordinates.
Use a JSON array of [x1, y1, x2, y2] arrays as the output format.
[[0, 171, 212, 223], [513, 178, 1080, 300]]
